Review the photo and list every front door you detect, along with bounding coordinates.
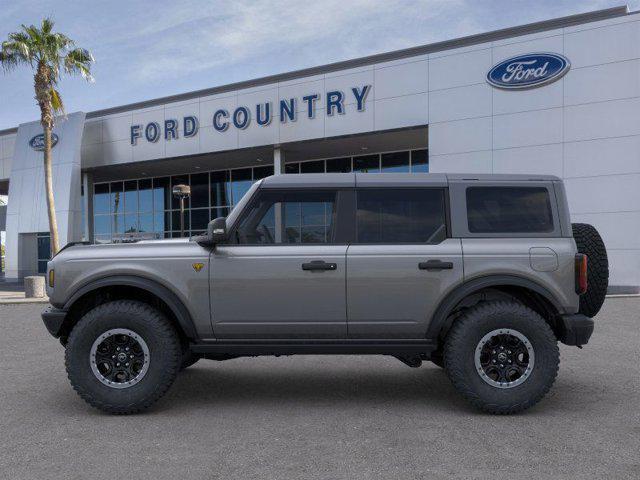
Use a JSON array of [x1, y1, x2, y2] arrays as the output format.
[[346, 187, 463, 338], [210, 188, 348, 339]]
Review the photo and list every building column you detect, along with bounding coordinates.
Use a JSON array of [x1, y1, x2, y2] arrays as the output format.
[[273, 146, 285, 175], [273, 147, 285, 242], [82, 172, 93, 242]]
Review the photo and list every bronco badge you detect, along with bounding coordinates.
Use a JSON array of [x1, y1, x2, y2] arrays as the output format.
[[192, 263, 204, 272]]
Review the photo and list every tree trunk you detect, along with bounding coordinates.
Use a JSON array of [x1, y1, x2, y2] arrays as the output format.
[[43, 124, 60, 254], [35, 65, 60, 255]]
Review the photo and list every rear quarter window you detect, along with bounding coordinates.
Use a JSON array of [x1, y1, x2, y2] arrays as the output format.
[[466, 187, 554, 233]]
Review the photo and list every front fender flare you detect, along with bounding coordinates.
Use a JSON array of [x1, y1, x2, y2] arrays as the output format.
[[62, 275, 198, 339]]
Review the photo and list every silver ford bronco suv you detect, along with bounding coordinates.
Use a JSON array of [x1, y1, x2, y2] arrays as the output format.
[[42, 173, 609, 414]]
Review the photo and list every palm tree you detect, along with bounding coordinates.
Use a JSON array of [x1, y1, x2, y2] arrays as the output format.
[[0, 18, 93, 254]]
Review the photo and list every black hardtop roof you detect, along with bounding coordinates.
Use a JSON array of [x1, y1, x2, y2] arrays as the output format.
[[260, 173, 561, 188]]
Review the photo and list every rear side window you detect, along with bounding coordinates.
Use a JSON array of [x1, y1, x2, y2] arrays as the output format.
[[466, 187, 554, 233], [356, 188, 447, 243]]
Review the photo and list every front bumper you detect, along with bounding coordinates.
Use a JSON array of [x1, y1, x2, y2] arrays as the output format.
[[41, 305, 68, 338], [557, 313, 594, 346]]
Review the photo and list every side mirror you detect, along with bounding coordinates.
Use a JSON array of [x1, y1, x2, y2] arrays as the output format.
[[195, 217, 227, 247], [209, 217, 228, 243]]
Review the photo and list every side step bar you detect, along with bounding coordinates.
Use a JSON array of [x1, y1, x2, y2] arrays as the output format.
[[190, 339, 437, 356]]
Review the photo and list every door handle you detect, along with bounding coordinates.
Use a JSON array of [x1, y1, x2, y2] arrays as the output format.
[[419, 260, 454, 271], [302, 260, 337, 271]]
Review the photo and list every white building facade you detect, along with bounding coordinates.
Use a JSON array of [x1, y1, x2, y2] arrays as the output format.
[[0, 6, 638, 292]]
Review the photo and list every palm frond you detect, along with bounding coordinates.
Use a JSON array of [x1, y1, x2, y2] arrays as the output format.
[[41, 17, 54, 35], [64, 47, 94, 82], [1, 17, 95, 118], [50, 87, 64, 114]]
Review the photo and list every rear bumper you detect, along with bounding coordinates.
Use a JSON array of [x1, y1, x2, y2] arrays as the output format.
[[41, 306, 67, 338], [557, 313, 594, 346]]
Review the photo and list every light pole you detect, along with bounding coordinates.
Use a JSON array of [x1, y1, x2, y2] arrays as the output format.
[[172, 184, 191, 238]]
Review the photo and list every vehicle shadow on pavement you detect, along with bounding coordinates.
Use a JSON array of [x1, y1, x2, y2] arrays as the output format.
[[155, 361, 475, 414]]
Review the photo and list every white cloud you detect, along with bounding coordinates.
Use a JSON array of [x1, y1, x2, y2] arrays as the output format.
[[112, 0, 468, 82]]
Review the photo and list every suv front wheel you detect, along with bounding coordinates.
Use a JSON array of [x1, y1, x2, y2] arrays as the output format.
[[444, 301, 559, 414], [65, 300, 182, 414]]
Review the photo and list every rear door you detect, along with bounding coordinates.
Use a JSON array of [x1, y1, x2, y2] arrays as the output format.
[[346, 185, 463, 338], [211, 188, 349, 339]]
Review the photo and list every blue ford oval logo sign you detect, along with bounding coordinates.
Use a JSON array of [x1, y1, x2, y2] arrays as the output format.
[[29, 133, 59, 151], [487, 53, 570, 90]]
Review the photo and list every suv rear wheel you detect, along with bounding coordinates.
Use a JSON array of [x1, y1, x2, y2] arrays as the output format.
[[444, 301, 559, 414], [65, 300, 181, 414]]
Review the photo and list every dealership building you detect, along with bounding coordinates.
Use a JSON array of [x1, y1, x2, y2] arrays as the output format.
[[0, 5, 639, 293]]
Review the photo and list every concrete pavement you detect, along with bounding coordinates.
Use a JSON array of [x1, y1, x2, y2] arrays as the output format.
[[0, 299, 638, 479]]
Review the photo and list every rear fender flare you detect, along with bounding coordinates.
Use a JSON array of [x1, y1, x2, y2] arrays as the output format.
[[426, 275, 563, 340]]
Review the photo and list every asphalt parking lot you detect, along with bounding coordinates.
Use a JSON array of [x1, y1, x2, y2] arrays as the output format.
[[1, 299, 639, 480]]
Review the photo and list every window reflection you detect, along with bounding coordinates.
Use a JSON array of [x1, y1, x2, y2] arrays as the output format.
[[94, 183, 110, 214], [139, 179, 153, 213], [353, 155, 380, 173], [381, 152, 410, 172], [92, 149, 427, 244], [110, 182, 123, 215], [411, 149, 429, 172], [124, 180, 138, 213], [231, 168, 253, 205]]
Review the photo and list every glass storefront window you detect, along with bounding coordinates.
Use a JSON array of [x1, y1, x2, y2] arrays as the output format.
[[411, 149, 429, 172], [124, 213, 138, 233], [110, 182, 123, 215], [381, 151, 410, 172], [285, 163, 300, 174], [37, 232, 51, 274], [112, 214, 124, 236], [354, 154, 380, 173], [91, 149, 427, 244], [153, 177, 170, 212], [172, 210, 190, 236], [139, 214, 153, 234], [254, 165, 273, 180], [94, 183, 110, 215], [94, 215, 111, 236], [211, 207, 229, 221], [210, 170, 231, 207], [124, 180, 138, 213], [326, 157, 351, 173], [190, 173, 209, 208], [191, 208, 210, 233], [153, 211, 167, 233], [300, 160, 325, 173], [231, 168, 253, 205], [138, 179, 153, 213]]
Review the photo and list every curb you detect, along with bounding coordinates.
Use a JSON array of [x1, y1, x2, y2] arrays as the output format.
[[0, 298, 50, 305]]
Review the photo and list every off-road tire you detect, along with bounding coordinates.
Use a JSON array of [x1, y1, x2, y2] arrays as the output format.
[[180, 350, 200, 370], [430, 351, 444, 368], [444, 301, 559, 414], [65, 300, 181, 414], [572, 223, 609, 317]]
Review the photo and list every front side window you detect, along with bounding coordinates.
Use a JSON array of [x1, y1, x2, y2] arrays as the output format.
[[234, 190, 337, 244], [356, 188, 447, 243], [466, 187, 554, 233]]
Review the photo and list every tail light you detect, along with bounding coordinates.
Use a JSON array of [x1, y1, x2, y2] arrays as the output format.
[[575, 254, 588, 295]]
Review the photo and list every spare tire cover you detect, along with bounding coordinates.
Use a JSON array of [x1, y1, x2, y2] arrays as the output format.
[[572, 223, 609, 317]]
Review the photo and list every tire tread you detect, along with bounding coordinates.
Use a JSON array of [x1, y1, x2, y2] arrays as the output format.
[[444, 301, 559, 415], [65, 300, 181, 414]]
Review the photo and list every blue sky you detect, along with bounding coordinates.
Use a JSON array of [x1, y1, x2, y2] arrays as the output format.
[[0, 0, 638, 130]]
